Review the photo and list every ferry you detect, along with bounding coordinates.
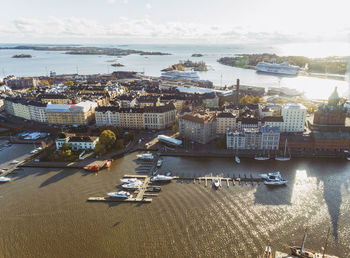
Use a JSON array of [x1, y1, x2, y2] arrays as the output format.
[[107, 191, 132, 199], [137, 153, 154, 161], [256, 61, 300, 75], [161, 70, 200, 81], [151, 175, 174, 182], [0, 176, 11, 182]]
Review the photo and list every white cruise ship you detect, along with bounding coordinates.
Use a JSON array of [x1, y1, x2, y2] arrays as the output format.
[[256, 61, 300, 75], [161, 70, 200, 81]]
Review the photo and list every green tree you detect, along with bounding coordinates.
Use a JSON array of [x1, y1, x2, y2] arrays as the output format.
[[61, 142, 70, 151], [126, 131, 135, 142], [64, 80, 74, 86], [94, 141, 105, 155], [114, 139, 124, 150], [99, 130, 116, 149]]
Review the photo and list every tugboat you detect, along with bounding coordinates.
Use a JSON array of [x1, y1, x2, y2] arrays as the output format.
[[290, 228, 338, 258]]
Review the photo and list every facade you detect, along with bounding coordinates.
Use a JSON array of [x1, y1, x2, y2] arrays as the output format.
[[179, 112, 216, 144], [202, 93, 219, 108], [46, 101, 97, 125], [226, 130, 245, 150], [40, 94, 73, 104], [4, 98, 15, 116], [280, 104, 306, 132], [262, 116, 284, 130], [28, 101, 48, 123], [12, 99, 31, 120], [5, 77, 39, 89], [216, 112, 236, 134], [137, 95, 160, 108], [56, 134, 99, 151], [95, 104, 176, 129], [261, 125, 280, 150]]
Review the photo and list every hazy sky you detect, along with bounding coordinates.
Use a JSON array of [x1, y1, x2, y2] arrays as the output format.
[[0, 0, 349, 44]]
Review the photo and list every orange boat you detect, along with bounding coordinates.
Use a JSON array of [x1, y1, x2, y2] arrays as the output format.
[[103, 160, 112, 168]]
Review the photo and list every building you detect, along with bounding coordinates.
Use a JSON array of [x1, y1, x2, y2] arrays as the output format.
[[12, 99, 31, 120], [28, 101, 48, 123], [226, 130, 245, 150], [46, 101, 97, 125], [243, 128, 262, 150], [117, 94, 137, 108], [5, 77, 39, 89], [4, 98, 15, 116], [179, 112, 216, 144], [40, 94, 73, 104], [95, 104, 176, 129], [216, 112, 236, 134], [260, 125, 280, 150], [313, 87, 346, 127], [202, 93, 219, 108], [56, 133, 99, 151], [137, 95, 160, 108], [280, 104, 306, 132], [262, 116, 284, 130]]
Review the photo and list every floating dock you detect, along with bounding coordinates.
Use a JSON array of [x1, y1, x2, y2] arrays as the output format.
[[87, 197, 152, 203]]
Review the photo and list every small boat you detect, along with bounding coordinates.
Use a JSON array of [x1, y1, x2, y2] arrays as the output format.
[[30, 149, 38, 154], [254, 156, 270, 161], [156, 159, 163, 167], [120, 178, 139, 184], [103, 160, 112, 168], [347, 157, 350, 161], [151, 175, 174, 182], [263, 246, 272, 258], [146, 186, 161, 192], [137, 153, 154, 161], [165, 172, 172, 176], [107, 191, 132, 199], [235, 156, 240, 164], [290, 228, 338, 258], [84, 164, 100, 172], [213, 179, 220, 188], [0, 176, 11, 182], [10, 160, 19, 164], [259, 172, 281, 180]]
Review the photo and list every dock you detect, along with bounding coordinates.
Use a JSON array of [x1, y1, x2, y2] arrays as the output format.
[[87, 197, 152, 203]]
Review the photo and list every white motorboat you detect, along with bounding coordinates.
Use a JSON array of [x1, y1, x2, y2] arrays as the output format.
[[259, 172, 281, 180], [122, 183, 142, 190], [213, 179, 220, 188], [107, 191, 132, 198], [30, 149, 38, 154], [235, 156, 240, 164], [0, 176, 11, 182], [151, 175, 174, 182], [156, 159, 163, 167], [120, 178, 139, 184], [165, 172, 172, 176], [10, 160, 19, 164], [347, 157, 350, 161], [264, 177, 287, 185], [137, 153, 154, 161]]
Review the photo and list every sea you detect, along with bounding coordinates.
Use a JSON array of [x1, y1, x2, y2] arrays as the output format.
[[1, 146, 350, 257], [0, 42, 349, 100]]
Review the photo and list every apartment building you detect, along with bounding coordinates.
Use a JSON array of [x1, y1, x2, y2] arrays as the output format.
[[179, 112, 216, 144], [280, 104, 307, 132], [216, 112, 237, 135], [28, 101, 48, 123], [56, 133, 99, 151]]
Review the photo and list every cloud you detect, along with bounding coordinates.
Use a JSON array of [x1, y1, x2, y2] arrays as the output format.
[[1, 16, 348, 44], [107, 0, 115, 4], [146, 3, 152, 9]]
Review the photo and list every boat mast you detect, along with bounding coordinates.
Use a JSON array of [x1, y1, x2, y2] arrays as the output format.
[[322, 227, 331, 258], [284, 138, 287, 157]]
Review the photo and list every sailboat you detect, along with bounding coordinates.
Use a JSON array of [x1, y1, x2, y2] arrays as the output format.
[[290, 228, 338, 258], [275, 138, 291, 161], [235, 145, 240, 164]]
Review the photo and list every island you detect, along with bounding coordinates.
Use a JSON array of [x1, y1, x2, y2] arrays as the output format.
[[1, 46, 171, 57], [162, 60, 208, 72], [12, 54, 32, 58], [192, 53, 203, 57], [218, 54, 348, 75], [111, 63, 124, 67]]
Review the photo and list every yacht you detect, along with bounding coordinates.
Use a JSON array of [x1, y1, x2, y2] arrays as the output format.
[[235, 156, 241, 164], [151, 175, 174, 182], [275, 139, 291, 161], [264, 176, 287, 186], [122, 182, 142, 190], [156, 159, 163, 167], [256, 61, 300, 75], [137, 153, 154, 161], [120, 178, 139, 184], [0, 176, 11, 182], [259, 172, 281, 180], [213, 179, 220, 189], [107, 191, 132, 199], [161, 70, 200, 81]]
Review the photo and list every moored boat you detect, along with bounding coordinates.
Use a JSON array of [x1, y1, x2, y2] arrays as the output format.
[[84, 164, 100, 172], [156, 159, 163, 167], [103, 160, 112, 168], [122, 182, 142, 190], [107, 191, 132, 199], [213, 179, 220, 189], [259, 172, 281, 180], [235, 156, 240, 164], [151, 175, 174, 182], [255, 156, 270, 161], [120, 178, 139, 184], [0, 176, 11, 182], [137, 153, 154, 161], [275, 138, 291, 161]]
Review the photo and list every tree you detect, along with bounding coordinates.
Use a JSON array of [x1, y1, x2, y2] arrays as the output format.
[[61, 142, 70, 151], [126, 131, 135, 142], [114, 139, 124, 150], [94, 141, 105, 155], [99, 130, 116, 149], [277, 98, 285, 104], [64, 80, 74, 86]]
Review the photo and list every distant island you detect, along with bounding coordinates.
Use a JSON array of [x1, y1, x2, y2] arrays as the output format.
[[192, 53, 203, 57], [1, 45, 171, 57], [111, 63, 124, 67], [162, 60, 208, 72], [12, 54, 32, 58], [218, 54, 348, 75]]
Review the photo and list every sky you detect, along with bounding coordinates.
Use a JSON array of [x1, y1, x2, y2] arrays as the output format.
[[0, 0, 349, 44]]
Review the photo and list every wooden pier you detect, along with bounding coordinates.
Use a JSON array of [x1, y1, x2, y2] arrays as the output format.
[[87, 197, 152, 203]]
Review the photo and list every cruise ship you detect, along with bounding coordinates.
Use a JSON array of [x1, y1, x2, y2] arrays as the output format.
[[161, 70, 200, 81], [256, 61, 300, 75]]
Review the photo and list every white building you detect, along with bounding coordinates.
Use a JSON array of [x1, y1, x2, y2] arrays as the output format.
[[280, 104, 306, 132], [226, 130, 246, 150], [95, 106, 120, 126], [12, 100, 31, 120], [260, 125, 280, 150], [28, 101, 48, 123], [56, 133, 99, 151], [216, 112, 236, 135]]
